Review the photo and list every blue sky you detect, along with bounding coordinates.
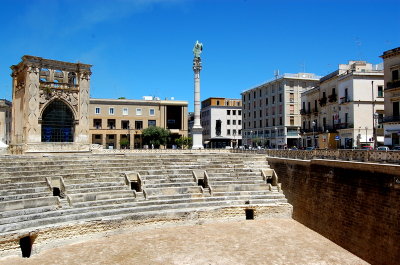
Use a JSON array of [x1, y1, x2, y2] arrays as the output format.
[[0, 0, 399, 111]]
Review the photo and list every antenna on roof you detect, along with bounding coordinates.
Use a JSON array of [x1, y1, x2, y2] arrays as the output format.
[[274, 70, 280, 79]]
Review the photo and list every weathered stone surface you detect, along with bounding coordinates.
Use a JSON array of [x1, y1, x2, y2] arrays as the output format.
[[0, 219, 367, 265]]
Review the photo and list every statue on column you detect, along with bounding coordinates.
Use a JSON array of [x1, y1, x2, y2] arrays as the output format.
[[193, 40, 203, 58]]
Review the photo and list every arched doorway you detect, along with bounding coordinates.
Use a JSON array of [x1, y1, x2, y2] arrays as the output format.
[[41, 100, 74, 142]]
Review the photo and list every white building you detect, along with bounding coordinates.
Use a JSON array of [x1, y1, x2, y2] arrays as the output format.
[[381, 47, 400, 147], [201, 97, 242, 148], [242, 73, 320, 149], [0, 99, 12, 145], [300, 61, 384, 149]]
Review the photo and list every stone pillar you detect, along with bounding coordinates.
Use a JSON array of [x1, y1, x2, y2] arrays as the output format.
[[75, 71, 91, 144], [192, 56, 203, 149], [24, 66, 41, 143]]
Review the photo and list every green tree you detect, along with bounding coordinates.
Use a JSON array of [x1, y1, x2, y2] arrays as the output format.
[[120, 138, 130, 149], [142, 126, 170, 148], [118, 97, 126, 99], [175, 136, 192, 149]]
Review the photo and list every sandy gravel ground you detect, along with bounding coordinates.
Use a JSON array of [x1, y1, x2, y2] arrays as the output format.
[[0, 219, 368, 265]]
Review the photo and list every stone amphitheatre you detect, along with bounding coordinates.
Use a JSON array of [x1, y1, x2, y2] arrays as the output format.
[[0, 150, 398, 264]]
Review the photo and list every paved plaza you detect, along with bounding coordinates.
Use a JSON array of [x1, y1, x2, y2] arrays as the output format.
[[0, 219, 367, 265]]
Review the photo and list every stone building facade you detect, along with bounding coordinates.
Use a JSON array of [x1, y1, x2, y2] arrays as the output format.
[[200, 97, 242, 148], [89, 98, 188, 149], [300, 61, 384, 149], [10, 56, 92, 152], [0, 99, 12, 145], [381, 47, 400, 147], [242, 73, 320, 149]]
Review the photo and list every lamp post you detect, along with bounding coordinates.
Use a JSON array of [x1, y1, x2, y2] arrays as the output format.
[[233, 131, 236, 148], [365, 126, 368, 146], [275, 127, 278, 149], [250, 130, 253, 148], [312, 121, 316, 148], [373, 112, 378, 149]]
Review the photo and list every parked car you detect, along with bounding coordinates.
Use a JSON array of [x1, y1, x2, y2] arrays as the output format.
[[377, 146, 390, 151], [361, 146, 373, 150], [305, 147, 315, 151], [392, 146, 400, 151]]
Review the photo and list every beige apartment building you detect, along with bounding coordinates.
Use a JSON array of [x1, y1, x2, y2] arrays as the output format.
[[0, 99, 12, 145], [300, 61, 384, 149], [200, 97, 242, 148], [89, 98, 188, 149], [381, 47, 400, 147], [242, 73, 320, 149]]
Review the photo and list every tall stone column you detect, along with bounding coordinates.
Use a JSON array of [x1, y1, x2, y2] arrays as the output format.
[[191, 41, 204, 149]]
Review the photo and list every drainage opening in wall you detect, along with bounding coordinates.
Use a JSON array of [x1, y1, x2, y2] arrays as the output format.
[[245, 209, 254, 220], [53, 187, 61, 197], [131, 182, 140, 192], [197, 179, 205, 188], [19, 236, 33, 258]]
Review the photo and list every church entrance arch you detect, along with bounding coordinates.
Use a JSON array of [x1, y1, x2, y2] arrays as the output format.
[[41, 100, 74, 142]]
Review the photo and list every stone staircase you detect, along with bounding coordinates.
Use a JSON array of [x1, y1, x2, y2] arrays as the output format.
[[0, 152, 292, 257]]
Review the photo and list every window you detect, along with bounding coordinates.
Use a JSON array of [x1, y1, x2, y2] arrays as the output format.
[[272, 96, 275, 104], [238, 120, 242, 125], [272, 118, 275, 126], [216, 100, 220, 106], [279, 94, 282, 102], [392, 70, 399, 81], [95, 107, 100, 114], [259, 120, 262, 127], [279, 117, 282, 125], [149, 109, 155, 116], [227, 129, 231, 135], [136, 108, 142, 115], [135, 121, 143, 130], [232, 110, 236, 115], [121, 120, 129, 129], [227, 110, 231, 115], [290, 117, 294, 126], [238, 130, 242, 135], [238, 110, 241, 115], [122, 108, 128, 115], [107, 119, 116, 129], [378, 86, 383, 97], [233, 120, 236, 125], [266, 98, 268, 105], [266, 119, 268, 127], [254, 111, 256, 118], [93, 119, 102, 129], [233, 129, 237, 135], [148, 120, 156, 127], [260, 110, 262, 117], [109, 107, 114, 115], [227, 120, 231, 125]]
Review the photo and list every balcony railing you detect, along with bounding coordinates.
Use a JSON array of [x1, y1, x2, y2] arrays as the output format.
[[319, 97, 327, 106], [335, 123, 354, 129], [383, 116, 400, 122], [40, 81, 78, 91], [386, 80, 400, 90], [328, 93, 337, 103], [300, 109, 311, 115], [340, 96, 352, 104]]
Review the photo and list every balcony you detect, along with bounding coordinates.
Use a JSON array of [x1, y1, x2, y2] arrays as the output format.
[[300, 109, 310, 115], [340, 96, 352, 104], [383, 115, 400, 123], [386, 80, 400, 90], [328, 93, 337, 103], [335, 123, 353, 129], [319, 97, 327, 107], [40, 81, 78, 91]]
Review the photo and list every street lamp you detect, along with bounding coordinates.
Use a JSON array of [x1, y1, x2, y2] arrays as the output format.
[[312, 121, 316, 148], [373, 112, 378, 149], [275, 127, 278, 149], [233, 131, 236, 148], [250, 130, 253, 148]]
